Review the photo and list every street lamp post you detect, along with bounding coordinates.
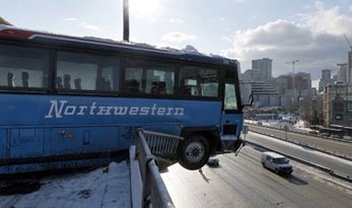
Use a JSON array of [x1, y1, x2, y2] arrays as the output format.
[[123, 0, 130, 42]]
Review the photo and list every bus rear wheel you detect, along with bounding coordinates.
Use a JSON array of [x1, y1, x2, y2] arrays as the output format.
[[178, 135, 210, 170]]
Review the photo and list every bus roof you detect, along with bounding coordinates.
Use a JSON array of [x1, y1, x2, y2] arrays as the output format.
[[0, 24, 239, 67]]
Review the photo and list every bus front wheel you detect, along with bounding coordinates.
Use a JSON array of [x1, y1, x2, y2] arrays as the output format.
[[178, 135, 210, 170]]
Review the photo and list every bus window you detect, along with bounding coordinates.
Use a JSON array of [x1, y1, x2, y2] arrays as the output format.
[[56, 51, 119, 92], [124, 59, 175, 95], [125, 79, 141, 94], [145, 69, 174, 95], [97, 66, 115, 91], [0, 45, 49, 89], [179, 66, 219, 97], [124, 67, 142, 94]]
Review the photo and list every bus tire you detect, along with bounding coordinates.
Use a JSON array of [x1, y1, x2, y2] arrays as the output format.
[[178, 135, 210, 170]]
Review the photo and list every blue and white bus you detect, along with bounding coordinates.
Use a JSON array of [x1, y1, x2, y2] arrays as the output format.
[[0, 24, 248, 175]]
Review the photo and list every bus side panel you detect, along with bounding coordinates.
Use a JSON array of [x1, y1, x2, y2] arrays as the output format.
[[9, 128, 45, 159], [51, 127, 121, 155], [0, 129, 6, 160], [0, 94, 224, 175]]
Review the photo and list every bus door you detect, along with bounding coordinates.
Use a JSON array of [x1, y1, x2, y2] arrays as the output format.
[[220, 79, 242, 151]]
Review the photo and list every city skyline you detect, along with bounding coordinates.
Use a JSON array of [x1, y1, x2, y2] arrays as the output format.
[[1, 0, 352, 79]]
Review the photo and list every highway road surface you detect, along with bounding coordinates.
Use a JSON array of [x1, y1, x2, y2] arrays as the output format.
[[247, 132, 352, 178], [248, 125, 352, 159], [161, 146, 352, 208]]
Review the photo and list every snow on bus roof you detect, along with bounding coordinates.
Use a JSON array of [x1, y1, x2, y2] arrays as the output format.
[[83, 35, 237, 65], [0, 24, 238, 66]]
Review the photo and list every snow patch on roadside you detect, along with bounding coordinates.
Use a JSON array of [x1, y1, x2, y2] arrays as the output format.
[[0, 161, 131, 208]]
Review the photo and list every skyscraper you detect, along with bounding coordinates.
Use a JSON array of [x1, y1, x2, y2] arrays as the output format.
[[252, 58, 272, 81], [337, 63, 347, 83], [318, 69, 332, 92]]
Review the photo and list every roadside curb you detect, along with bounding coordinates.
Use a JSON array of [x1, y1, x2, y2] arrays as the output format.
[[245, 140, 352, 184], [129, 146, 142, 208], [245, 122, 352, 143], [248, 126, 352, 162]]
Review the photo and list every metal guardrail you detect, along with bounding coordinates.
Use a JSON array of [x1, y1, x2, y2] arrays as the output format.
[[135, 129, 177, 208], [142, 130, 182, 160]]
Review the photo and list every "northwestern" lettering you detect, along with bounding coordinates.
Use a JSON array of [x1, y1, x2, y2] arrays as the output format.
[[44, 100, 185, 118]]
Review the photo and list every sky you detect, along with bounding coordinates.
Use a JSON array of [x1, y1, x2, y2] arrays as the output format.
[[1, 0, 352, 79]]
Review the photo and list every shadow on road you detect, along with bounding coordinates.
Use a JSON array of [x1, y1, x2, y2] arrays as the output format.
[[263, 166, 309, 186], [198, 169, 211, 183], [284, 174, 309, 185]]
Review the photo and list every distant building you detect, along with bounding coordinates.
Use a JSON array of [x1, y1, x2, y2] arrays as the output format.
[[348, 51, 352, 84], [242, 59, 316, 117], [295, 72, 312, 95], [319, 46, 352, 135], [310, 89, 324, 125], [332, 74, 338, 83], [316, 92, 324, 124], [252, 58, 272, 81], [275, 74, 294, 110], [319, 69, 333, 92], [242, 69, 260, 81], [323, 82, 352, 128], [250, 81, 279, 107], [337, 63, 348, 83], [274, 72, 312, 112]]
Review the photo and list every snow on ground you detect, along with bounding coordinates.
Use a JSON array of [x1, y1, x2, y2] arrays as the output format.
[[245, 119, 313, 133], [0, 161, 131, 208]]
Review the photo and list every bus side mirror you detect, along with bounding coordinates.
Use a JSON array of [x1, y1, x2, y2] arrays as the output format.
[[242, 92, 253, 107], [247, 94, 253, 105]]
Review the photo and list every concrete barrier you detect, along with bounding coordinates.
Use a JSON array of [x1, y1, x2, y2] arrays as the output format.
[[248, 125, 352, 161]]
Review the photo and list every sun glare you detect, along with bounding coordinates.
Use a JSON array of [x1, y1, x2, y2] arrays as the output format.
[[129, 0, 161, 17]]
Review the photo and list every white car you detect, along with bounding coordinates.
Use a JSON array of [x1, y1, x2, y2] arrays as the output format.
[[261, 152, 293, 175]]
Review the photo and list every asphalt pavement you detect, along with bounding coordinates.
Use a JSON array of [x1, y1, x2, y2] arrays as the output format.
[[247, 132, 352, 178], [161, 146, 352, 208], [248, 125, 352, 160]]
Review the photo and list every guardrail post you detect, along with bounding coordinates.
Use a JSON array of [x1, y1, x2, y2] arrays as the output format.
[[135, 129, 175, 208]]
